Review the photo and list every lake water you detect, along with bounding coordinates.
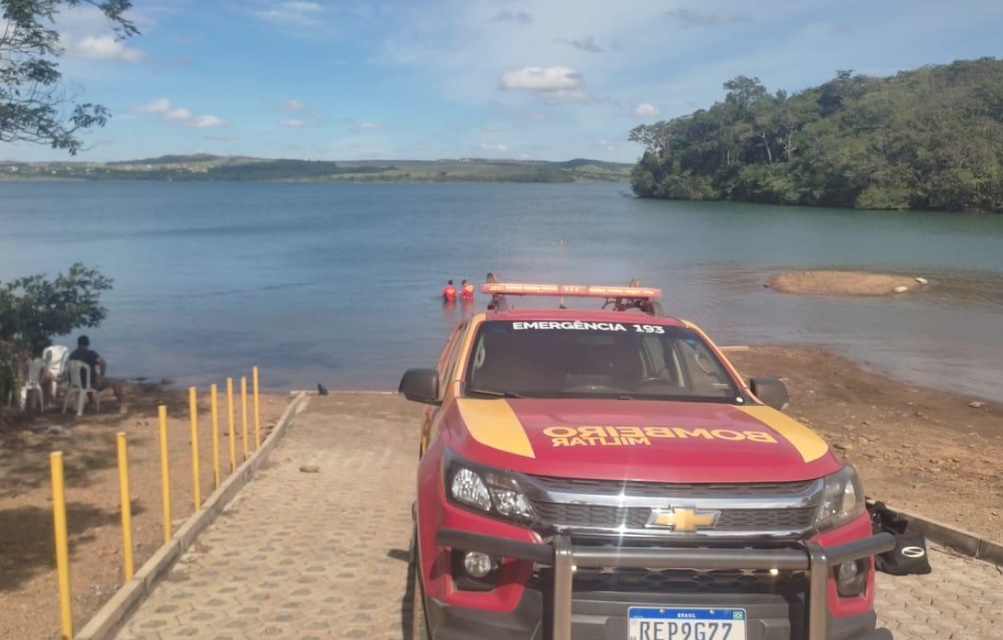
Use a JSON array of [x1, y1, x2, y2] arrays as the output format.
[[1, 181, 1002, 399]]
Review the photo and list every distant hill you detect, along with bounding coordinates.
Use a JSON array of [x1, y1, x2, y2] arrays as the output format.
[[553, 158, 631, 171], [107, 153, 227, 165], [2, 155, 632, 183]]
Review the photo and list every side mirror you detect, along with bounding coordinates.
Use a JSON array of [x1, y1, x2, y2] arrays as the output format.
[[399, 368, 440, 405], [749, 377, 789, 411]]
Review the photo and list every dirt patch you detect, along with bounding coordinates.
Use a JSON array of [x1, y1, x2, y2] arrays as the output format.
[[0, 382, 290, 640], [766, 270, 926, 296], [729, 346, 1002, 541]]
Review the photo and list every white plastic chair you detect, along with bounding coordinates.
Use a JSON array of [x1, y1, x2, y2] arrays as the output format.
[[19, 359, 46, 412], [43, 345, 69, 398], [63, 360, 100, 416]]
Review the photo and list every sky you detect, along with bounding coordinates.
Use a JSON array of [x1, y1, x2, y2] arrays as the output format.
[[5, 0, 1003, 163]]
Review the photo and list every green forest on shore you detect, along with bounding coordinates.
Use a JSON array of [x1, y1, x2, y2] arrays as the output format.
[[629, 58, 1003, 213]]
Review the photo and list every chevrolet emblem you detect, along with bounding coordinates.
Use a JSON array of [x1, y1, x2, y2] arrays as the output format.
[[646, 507, 721, 532]]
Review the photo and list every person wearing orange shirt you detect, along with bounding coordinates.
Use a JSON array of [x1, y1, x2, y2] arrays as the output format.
[[460, 279, 475, 303], [442, 280, 457, 303]]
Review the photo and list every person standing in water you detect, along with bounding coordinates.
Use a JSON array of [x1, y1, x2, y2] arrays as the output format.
[[460, 279, 475, 303], [442, 280, 457, 303]]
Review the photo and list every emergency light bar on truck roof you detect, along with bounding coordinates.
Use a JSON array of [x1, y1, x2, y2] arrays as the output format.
[[480, 275, 666, 316], [479, 282, 662, 299]]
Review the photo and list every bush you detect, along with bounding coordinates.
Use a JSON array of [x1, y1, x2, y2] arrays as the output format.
[[0, 264, 113, 406]]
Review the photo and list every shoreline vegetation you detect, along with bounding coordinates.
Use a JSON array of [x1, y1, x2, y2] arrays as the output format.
[[630, 58, 1003, 213], [766, 270, 928, 296], [0, 155, 632, 183]]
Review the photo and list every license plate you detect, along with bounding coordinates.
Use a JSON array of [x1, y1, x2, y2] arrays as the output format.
[[628, 607, 747, 640]]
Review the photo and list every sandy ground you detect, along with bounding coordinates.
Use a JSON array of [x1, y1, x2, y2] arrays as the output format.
[[767, 270, 926, 296], [0, 382, 288, 640]]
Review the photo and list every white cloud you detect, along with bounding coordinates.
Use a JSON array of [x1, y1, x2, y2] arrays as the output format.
[[54, 4, 148, 62], [597, 138, 616, 152], [55, 4, 147, 63], [632, 102, 661, 118], [281, 119, 307, 127], [254, 1, 324, 27], [165, 108, 194, 121], [500, 66, 582, 92], [357, 122, 382, 131], [193, 115, 226, 129], [136, 99, 227, 129], [138, 98, 172, 114], [66, 34, 144, 62], [499, 66, 591, 103], [280, 99, 308, 111]]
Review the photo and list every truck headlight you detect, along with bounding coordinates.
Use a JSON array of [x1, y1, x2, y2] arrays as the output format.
[[451, 468, 492, 512], [815, 465, 865, 532], [445, 451, 537, 523]]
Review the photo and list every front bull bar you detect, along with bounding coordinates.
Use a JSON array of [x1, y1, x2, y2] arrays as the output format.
[[437, 529, 896, 640]]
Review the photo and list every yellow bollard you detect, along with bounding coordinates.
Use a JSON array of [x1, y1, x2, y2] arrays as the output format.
[[158, 405, 172, 543], [210, 383, 220, 490], [50, 452, 73, 639], [252, 366, 261, 450], [227, 378, 236, 473], [116, 433, 135, 581], [240, 377, 249, 461], [188, 387, 201, 510]]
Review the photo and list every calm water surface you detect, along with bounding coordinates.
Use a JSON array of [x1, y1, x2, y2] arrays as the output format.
[[1, 181, 1001, 398]]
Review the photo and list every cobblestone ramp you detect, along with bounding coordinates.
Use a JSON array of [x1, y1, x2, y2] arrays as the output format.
[[116, 394, 1003, 640], [876, 548, 1003, 639], [116, 394, 423, 640]]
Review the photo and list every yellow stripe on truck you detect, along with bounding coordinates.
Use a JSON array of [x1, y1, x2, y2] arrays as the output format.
[[456, 398, 535, 459], [736, 405, 830, 463]]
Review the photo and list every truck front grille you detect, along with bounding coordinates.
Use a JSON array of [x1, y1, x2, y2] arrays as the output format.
[[533, 503, 651, 529], [530, 502, 816, 533], [521, 474, 822, 537]]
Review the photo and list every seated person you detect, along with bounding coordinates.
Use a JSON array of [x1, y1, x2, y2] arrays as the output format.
[[68, 335, 126, 413]]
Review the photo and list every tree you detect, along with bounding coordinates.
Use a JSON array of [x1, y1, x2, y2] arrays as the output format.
[[723, 76, 768, 114], [0, 263, 112, 406], [628, 59, 1003, 213], [1, 0, 138, 154]]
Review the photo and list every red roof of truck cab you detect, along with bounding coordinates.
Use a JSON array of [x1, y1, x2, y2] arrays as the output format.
[[486, 308, 686, 325]]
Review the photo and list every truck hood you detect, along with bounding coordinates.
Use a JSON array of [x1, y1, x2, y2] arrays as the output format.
[[446, 398, 841, 483]]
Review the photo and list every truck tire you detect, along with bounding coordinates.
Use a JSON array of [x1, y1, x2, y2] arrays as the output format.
[[410, 531, 430, 640]]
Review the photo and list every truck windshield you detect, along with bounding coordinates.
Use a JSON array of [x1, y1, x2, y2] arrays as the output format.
[[464, 320, 741, 402]]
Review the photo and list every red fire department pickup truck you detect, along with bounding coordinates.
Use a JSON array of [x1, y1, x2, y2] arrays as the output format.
[[399, 279, 894, 640]]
